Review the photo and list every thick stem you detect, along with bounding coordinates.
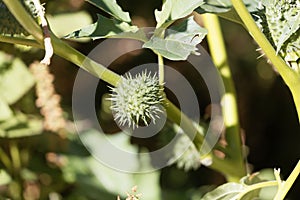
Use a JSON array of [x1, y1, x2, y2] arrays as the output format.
[[165, 99, 203, 146], [50, 35, 121, 86], [202, 13, 246, 180], [230, 0, 300, 123]]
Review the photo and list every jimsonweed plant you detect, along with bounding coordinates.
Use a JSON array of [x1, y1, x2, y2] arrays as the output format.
[[0, 0, 299, 199]]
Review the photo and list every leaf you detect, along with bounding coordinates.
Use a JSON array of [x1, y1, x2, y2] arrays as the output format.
[[0, 113, 43, 138], [0, 170, 11, 185], [276, 11, 300, 54], [196, 0, 232, 13], [65, 14, 147, 42], [196, 0, 258, 14], [195, 0, 258, 25], [155, 0, 205, 28], [201, 183, 244, 200], [86, 0, 131, 22], [76, 129, 161, 200], [143, 16, 207, 60], [0, 96, 12, 121], [47, 11, 93, 38], [217, 10, 244, 25], [0, 52, 35, 105]]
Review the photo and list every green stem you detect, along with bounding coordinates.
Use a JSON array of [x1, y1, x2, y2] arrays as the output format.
[[237, 181, 278, 199], [230, 0, 300, 123], [274, 160, 300, 200], [165, 99, 203, 146], [202, 13, 246, 180], [50, 34, 121, 86], [158, 54, 164, 85], [0, 35, 42, 48]]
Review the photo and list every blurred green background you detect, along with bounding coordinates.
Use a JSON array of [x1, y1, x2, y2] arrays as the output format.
[[0, 0, 299, 199]]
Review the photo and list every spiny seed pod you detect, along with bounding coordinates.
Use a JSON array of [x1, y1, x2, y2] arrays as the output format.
[[0, 0, 37, 35], [168, 128, 202, 171], [255, 0, 299, 70], [109, 71, 164, 128]]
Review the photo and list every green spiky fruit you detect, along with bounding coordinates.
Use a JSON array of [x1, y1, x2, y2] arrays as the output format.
[[255, 0, 300, 70], [167, 124, 203, 171], [0, 0, 37, 35], [109, 71, 164, 128]]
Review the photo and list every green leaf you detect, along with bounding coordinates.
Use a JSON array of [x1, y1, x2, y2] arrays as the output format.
[[86, 0, 131, 22], [0, 170, 11, 186], [195, 0, 258, 25], [65, 14, 147, 42], [201, 183, 244, 200], [76, 129, 161, 200], [155, 0, 205, 28], [196, 0, 258, 13], [143, 16, 207, 60], [196, 0, 232, 13], [217, 10, 244, 25], [0, 96, 12, 121], [0, 52, 35, 104], [0, 113, 43, 138], [47, 11, 93, 38]]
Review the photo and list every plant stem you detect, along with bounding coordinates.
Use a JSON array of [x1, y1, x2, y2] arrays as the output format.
[[237, 181, 278, 199], [158, 53, 164, 85], [202, 13, 246, 180], [50, 34, 121, 86], [230, 0, 300, 123], [165, 99, 203, 147], [0, 35, 42, 48], [274, 160, 300, 200]]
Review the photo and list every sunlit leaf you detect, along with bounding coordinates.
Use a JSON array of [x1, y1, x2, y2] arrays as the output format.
[[195, 0, 258, 25], [86, 0, 131, 22], [196, 0, 258, 13], [0, 52, 35, 105], [0, 170, 11, 185], [74, 129, 161, 200], [0, 96, 12, 121], [143, 16, 207, 60], [196, 0, 232, 13], [47, 11, 93, 38], [65, 14, 147, 42], [0, 113, 43, 138], [155, 0, 205, 28], [201, 182, 244, 200]]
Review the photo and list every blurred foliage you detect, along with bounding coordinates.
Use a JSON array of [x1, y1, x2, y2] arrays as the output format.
[[0, 0, 299, 199]]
